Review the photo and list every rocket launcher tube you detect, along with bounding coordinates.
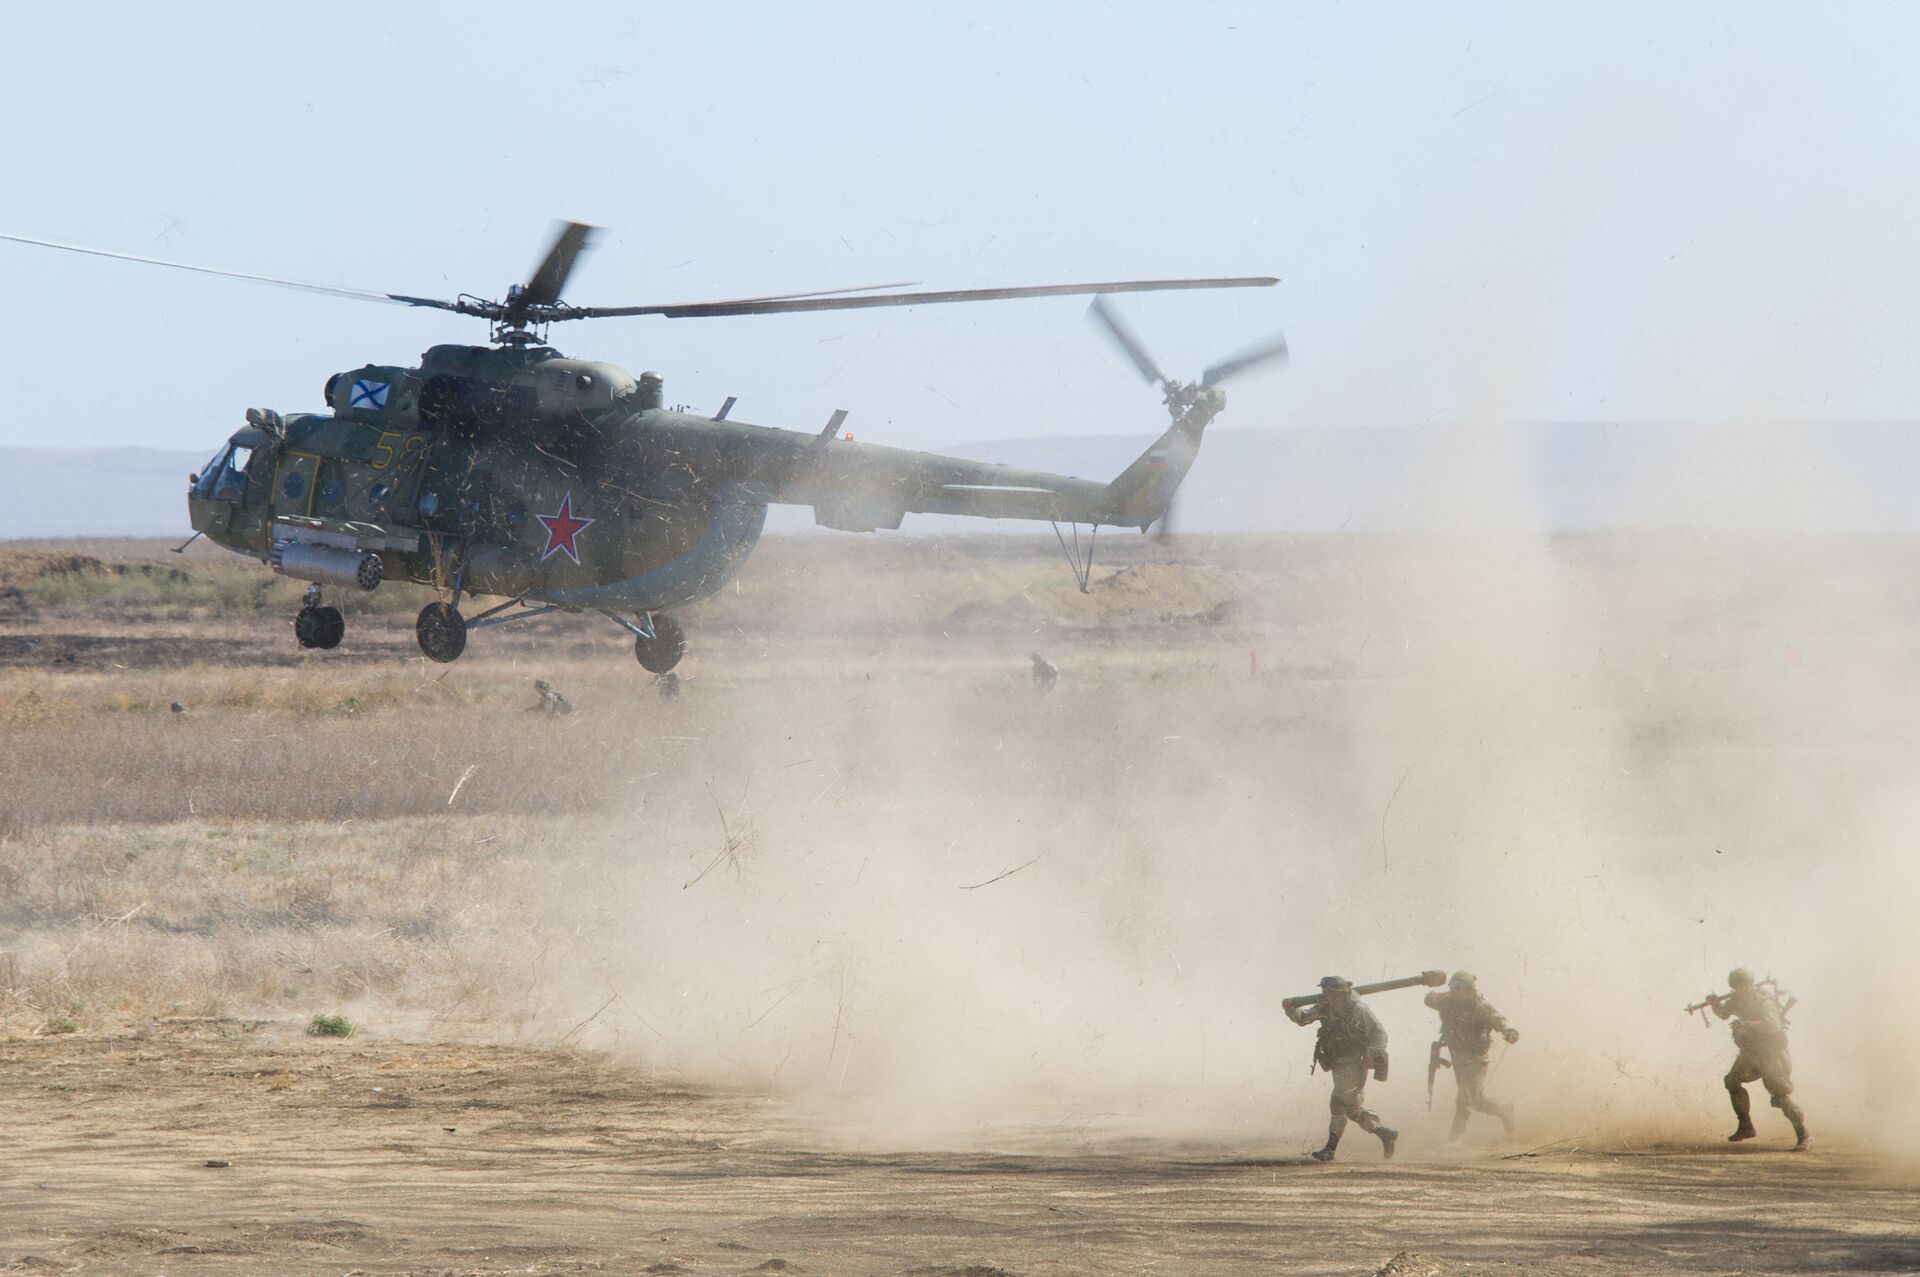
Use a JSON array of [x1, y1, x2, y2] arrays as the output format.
[[1282, 969, 1447, 1013]]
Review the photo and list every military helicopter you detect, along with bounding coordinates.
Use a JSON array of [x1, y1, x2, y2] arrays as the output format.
[[1, 224, 1287, 671]]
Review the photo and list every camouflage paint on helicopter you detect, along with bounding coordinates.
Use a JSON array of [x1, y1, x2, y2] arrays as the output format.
[[11, 224, 1286, 671]]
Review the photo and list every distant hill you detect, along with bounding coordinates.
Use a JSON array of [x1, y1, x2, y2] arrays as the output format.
[[5, 421, 1917, 540], [0, 447, 205, 539], [797, 420, 1920, 534]]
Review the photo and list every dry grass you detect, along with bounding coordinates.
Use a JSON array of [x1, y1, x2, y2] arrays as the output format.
[[5, 529, 1917, 1074], [0, 813, 559, 1032], [0, 632, 1289, 1041], [0, 547, 427, 616]]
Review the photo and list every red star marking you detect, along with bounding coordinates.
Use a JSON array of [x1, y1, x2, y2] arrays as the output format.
[[536, 491, 595, 564]]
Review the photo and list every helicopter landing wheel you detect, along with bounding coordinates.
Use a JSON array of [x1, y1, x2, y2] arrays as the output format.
[[416, 602, 468, 663], [295, 604, 345, 650], [634, 612, 685, 674]]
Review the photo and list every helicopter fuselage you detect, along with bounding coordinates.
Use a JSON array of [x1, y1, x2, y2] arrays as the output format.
[[187, 342, 1205, 623]]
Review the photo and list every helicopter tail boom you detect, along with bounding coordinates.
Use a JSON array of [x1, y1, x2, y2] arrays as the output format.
[[1103, 388, 1223, 528], [766, 390, 1222, 533]]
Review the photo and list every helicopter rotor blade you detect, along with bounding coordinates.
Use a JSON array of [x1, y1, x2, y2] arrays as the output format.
[[1086, 294, 1170, 388], [1201, 333, 1290, 387], [1, 228, 1278, 344], [638, 280, 924, 308], [0, 231, 469, 313], [521, 221, 596, 307], [572, 275, 1276, 320]]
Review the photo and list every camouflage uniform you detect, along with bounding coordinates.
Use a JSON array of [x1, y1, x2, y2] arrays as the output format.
[[1288, 978, 1396, 1161], [1425, 975, 1517, 1140], [1713, 972, 1808, 1148]]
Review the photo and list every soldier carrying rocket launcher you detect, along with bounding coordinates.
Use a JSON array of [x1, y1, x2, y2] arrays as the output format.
[[1283, 970, 1446, 1162]]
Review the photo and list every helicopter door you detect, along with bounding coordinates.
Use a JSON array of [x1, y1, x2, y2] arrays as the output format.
[[273, 449, 323, 518]]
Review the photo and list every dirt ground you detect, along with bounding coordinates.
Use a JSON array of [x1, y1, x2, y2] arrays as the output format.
[[3, 1020, 1915, 1277], [4, 533, 1920, 1275]]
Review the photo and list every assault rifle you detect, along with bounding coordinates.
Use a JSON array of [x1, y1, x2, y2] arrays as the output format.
[[1763, 975, 1799, 1027], [1684, 975, 1797, 1029], [1683, 993, 1720, 1028], [1427, 1039, 1451, 1110]]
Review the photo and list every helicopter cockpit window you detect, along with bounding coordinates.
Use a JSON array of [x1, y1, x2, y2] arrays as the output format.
[[195, 443, 254, 501], [194, 445, 226, 498]]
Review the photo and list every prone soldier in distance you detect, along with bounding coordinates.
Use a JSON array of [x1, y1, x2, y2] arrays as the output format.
[[530, 679, 572, 716], [1285, 975, 1399, 1162], [1689, 967, 1808, 1151], [1424, 970, 1519, 1141]]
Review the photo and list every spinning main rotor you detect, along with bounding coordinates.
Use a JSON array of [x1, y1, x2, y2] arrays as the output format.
[[0, 221, 1277, 346]]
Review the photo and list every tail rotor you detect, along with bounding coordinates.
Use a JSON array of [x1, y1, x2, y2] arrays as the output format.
[[1086, 296, 1288, 534], [1202, 332, 1291, 389]]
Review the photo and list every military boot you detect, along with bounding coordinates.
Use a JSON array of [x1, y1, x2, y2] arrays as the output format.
[[1311, 1130, 1341, 1163], [1447, 1112, 1468, 1143], [1496, 1103, 1516, 1136], [1377, 1126, 1398, 1159], [1728, 1085, 1756, 1141]]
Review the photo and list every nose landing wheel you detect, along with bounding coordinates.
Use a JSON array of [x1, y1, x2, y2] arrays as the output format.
[[294, 584, 345, 650], [633, 612, 685, 673], [417, 602, 468, 663]]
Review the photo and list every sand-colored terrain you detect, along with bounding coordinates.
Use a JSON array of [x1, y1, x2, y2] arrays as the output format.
[[2, 1020, 1915, 1277], [2, 533, 1918, 1275]]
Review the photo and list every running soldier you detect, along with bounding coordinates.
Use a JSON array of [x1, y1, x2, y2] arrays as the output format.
[[1709, 967, 1809, 1151], [1286, 975, 1398, 1162], [1424, 970, 1518, 1140]]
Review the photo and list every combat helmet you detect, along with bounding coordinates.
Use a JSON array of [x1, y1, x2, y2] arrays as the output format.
[[1728, 967, 1755, 988], [1449, 970, 1477, 991], [1318, 975, 1353, 992]]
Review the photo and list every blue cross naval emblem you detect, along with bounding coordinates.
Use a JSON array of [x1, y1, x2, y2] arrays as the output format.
[[350, 379, 390, 410]]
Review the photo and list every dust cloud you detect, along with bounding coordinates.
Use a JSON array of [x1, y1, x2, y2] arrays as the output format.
[[512, 397, 1920, 1158]]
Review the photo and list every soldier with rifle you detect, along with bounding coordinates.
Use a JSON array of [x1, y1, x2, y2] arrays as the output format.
[[1424, 970, 1519, 1141], [1284, 971, 1443, 1162], [1686, 967, 1809, 1150]]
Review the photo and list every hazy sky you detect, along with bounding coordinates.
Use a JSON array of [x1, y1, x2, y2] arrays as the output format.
[[2, 3, 1916, 454]]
